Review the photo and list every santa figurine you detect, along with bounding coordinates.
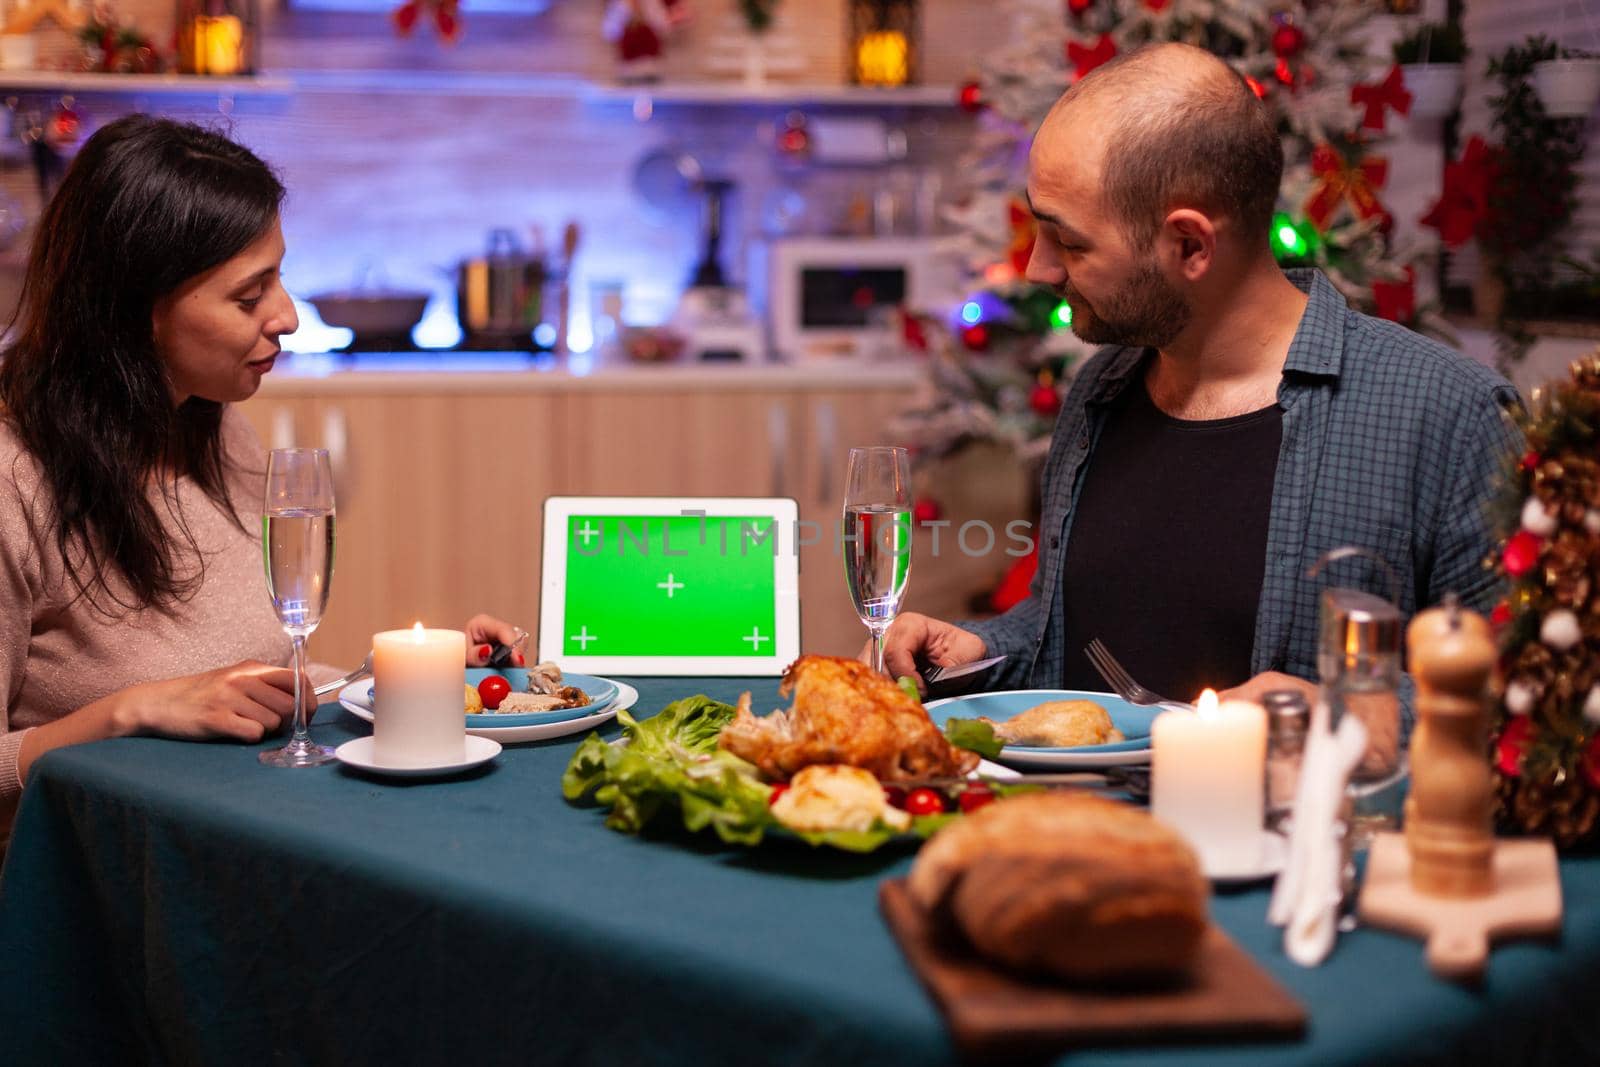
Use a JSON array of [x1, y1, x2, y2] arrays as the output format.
[[603, 0, 687, 82]]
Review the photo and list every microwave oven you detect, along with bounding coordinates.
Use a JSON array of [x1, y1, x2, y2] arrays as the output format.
[[762, 237, 958, 363]]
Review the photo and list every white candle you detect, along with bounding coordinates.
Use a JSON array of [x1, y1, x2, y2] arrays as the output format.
[[372, 623, 466, 766], [1151, 689, 1268, 874]]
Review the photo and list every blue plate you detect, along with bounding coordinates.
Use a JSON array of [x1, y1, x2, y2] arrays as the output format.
[[931, 689, 1156, 753], [353, 669, 618, 729]]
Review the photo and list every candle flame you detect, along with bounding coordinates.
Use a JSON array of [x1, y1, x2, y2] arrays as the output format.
[[1197, 688, 1219, 719], [411, 621, 425, 642]]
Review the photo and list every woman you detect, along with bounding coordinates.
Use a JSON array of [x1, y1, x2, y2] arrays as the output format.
[[0, 116, 515, 839]]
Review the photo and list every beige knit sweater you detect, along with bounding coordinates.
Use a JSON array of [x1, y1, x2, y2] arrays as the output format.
[[0, 409, 301, 815]]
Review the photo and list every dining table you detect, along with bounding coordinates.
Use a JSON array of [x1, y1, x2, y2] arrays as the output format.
[[2, 675, 1598, 1067]]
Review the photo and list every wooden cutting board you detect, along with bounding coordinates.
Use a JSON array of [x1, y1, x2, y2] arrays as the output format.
[[879, 879, 1307, 1062]]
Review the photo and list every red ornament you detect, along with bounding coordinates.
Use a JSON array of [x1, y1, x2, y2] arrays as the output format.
[[1066, 0, 1094, 13], [901, 311, 929, 353], [617, 18, 663, 61], [1030, 382, 1062, 418], [1304, 143, 1388, 232], [1274, 57, 1295, 88], [1142, 0, 1169, 11], [957, 80, 985, 113], [1271, 23, 1306, 58], [1351, 65, 1413, 133], [960, 323, 990, 351], [1496, 716, 1533, 777], [1244, 75, 1267, 99], [1490, 600, 1513, 628], [1371, 267, 1416, 324], [777, 114, 810, 158], [1066, 34, 1117, 81], [1519, 449, 1541, 473], [912, 497, 943, 524], [1502, 530, 1543, 578], [1583, 735, 1600, 791], [1419, 136, 1499, 249]]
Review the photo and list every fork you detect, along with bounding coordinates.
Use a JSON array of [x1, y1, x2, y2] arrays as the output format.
[[313, 651, 374, 699], [1083, 639, 1194, 710]]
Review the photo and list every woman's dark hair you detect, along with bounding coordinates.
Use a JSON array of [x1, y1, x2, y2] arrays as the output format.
[[0, 115, 285, 613]]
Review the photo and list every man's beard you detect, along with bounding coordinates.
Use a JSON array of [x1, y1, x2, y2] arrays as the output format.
[[1062, 259, 1192, 348]]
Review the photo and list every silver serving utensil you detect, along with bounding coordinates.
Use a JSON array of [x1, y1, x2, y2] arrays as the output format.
[[313, 651, 373, 699], [1083, 639, 1194, 710]]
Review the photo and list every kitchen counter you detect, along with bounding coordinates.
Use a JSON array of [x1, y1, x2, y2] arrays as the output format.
[[260, 351, 925, 395]]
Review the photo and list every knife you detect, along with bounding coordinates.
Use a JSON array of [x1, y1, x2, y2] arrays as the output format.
[[922, 655, 1007, 685]]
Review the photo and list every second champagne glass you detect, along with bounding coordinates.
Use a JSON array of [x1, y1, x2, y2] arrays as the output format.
[[843, 446, 912, 675], [259, 448, 337, 768]]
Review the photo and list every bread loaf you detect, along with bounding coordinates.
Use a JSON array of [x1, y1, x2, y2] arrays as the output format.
[[907, 792, 1208, 982]]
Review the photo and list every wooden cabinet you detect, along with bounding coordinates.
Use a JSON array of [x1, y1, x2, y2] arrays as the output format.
[[241, 364, 949, 668]]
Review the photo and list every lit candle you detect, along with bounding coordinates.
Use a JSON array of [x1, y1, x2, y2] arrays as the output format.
[[1151, 688, 1268, 874], [371, 623, 466, 766]]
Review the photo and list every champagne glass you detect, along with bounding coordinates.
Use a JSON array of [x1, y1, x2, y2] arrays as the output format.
[[843, 446, 912, 675], [258, 448, 337, 768]]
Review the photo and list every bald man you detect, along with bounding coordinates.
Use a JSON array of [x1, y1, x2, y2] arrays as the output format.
[[878, 43, 1520, 713]]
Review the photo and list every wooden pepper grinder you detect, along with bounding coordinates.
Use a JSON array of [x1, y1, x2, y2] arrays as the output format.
[[1359, 601, 1563, 981], [1403, 601, 1495, 896]]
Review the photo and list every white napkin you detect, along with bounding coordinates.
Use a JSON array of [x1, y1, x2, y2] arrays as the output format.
[[1269, 699, 1369, 967]]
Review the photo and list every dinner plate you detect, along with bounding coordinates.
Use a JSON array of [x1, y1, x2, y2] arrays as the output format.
[[342, 669, 619, 728], [340, 680, 634, 743], [926, 689, 1157, 769], [334, 734, 502, 779]]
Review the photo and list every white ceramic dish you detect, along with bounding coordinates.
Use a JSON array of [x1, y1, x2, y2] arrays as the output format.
[[334, 734, 502, 778], [340, 680, 634, 743], [926, 689, 1156, 770]]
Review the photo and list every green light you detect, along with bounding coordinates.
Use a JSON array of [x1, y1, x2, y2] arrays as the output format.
[[1270, 211, 1310, 260], [1051, 301, 1073, 329]]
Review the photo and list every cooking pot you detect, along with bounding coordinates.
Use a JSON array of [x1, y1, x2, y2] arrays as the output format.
[[308, 289, 431, 343], [455, 228, 550, 344]]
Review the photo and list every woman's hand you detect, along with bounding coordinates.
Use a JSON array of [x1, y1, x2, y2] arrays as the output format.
[[110, 661, 315, 743], [464, 614, 526, 667]]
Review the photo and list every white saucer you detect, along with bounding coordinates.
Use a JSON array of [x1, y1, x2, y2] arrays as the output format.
[[1204, 831, 1288, 884], [339, 680, 633, 743], [334, 734, 501, 778]]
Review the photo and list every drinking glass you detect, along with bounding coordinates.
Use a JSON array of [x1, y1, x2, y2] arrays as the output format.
[[843, 446, 912, 675], [258, 448, 337, 768]]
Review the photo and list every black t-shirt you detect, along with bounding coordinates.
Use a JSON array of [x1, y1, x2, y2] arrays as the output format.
[[1059, 374, 1283, 701]]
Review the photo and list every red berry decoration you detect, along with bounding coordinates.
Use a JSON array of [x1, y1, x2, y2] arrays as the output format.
[[1496, 716, 1534, 777], [958, 783, 996, 813], [768, 783, 789, 806], [1029, 383, 1062, 418], [1502, 530, 1543, 578], [1583, 736, 1600, 791], [957, 80, 985, 113], [1490, 600, 1513, 628], [1067, 0, 1094, 13], [1519, 450, 1541, 473], [904, 787, 947, 816], [960, 323, 990, 351], [477, 675, 511, 711], [912, 497, 943, 524], [1271, 23, 1306, 59]]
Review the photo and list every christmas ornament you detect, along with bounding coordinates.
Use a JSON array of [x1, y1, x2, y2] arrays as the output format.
[[1585, 509, 1600, 535], [603, 0, 686, 72], [393, 0, 461, 42], [1584, 684, 1600, 726], [1142, 0, 1169, 11], [1066, 34, 1116, 81], [1504, 678, 1538, 716], [1584, 736, 1600, 791], [775, 111, 810, 159], [1491, 600, 1513, 628], [1496, 716, 1533, 777], [1029, 381, 1062, 417], [1522, 496, 1560, 537], [1066, 0, 1094, 15], [1350, 65, 1412, 133], [912, 497, 943, 524], [960, 323, 990, 351], [1502, 530, 1543, 578], [1540, 609, 1582, 652], [957, 79, 984, 112], [1271, 22, 1306, 59], [1304, 143, 1388, 232], [1520, 449, 1542, 473], [1419, 135, 1498, 249], [1371, 268, 1416, 324]]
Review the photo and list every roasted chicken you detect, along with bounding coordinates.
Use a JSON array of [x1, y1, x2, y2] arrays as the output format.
[[719, 655, 979, 782]]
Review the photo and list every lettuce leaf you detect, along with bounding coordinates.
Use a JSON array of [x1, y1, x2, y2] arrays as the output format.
[[943, 717, 1004, 759]]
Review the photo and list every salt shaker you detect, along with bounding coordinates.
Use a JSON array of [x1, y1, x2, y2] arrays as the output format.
[[1262, 689, 1311, 832]]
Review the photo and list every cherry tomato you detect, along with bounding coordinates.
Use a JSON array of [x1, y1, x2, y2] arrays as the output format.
[[768, 783, 789, 806], [477, 675, 511, 711], [958, 783, 996, 813], [882, 785, 908, 810], [905, 787, 947, 816]]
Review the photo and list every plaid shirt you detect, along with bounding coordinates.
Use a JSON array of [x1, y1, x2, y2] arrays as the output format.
[[964, 270, 1523, 704]]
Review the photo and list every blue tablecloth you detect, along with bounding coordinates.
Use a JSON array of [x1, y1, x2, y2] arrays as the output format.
[[2, 677, 1597, 1067]]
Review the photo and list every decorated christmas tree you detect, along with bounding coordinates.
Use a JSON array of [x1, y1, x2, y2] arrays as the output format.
[[896, 0, 1447, 464], [1491, 353, 1600, 849]]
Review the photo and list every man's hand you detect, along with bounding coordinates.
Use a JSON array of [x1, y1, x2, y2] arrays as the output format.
[[860, 612, 987, 695], [1217, 671, 1318, 706]]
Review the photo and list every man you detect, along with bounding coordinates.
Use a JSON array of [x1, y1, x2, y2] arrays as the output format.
[[877, 43, 1520, 709]]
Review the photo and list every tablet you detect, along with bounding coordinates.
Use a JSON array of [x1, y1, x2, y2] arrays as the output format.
[[539, 497, 801, 676]]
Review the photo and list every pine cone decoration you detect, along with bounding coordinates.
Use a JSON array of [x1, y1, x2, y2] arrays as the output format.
[[1502, 767, 1600, 847]]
